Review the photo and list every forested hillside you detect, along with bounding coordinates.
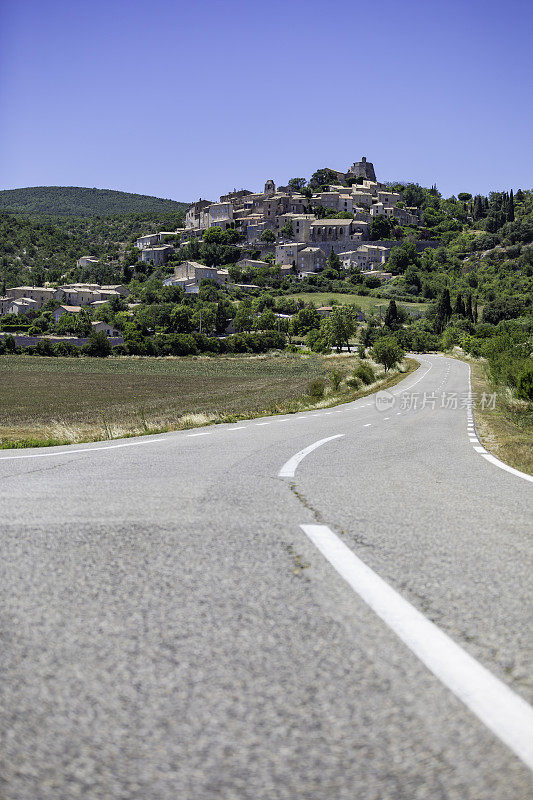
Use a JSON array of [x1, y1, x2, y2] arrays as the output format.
[[0, 209, 187, 286], [0, 186, 188, 219]]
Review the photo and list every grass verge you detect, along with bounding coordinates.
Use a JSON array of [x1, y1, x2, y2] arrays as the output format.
[[461, 353, 533, 475], [0, 353, 418, 448]]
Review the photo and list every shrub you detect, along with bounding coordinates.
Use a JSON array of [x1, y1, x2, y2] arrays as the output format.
[[346, 376, 361, 389], [354, 363, 375, 384], [308, 378, 325, 399], [82, 330, 112, 357], [34, 338, 56, 357], [329, 368, 345, 392], [54, 341, 80, 357], [516, 367, 533, 401]]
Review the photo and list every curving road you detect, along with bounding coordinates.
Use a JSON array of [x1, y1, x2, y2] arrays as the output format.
[[0, 355, 531, 799]]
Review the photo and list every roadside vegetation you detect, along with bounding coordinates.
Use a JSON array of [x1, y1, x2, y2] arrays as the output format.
[[0, 352, 416, 448]]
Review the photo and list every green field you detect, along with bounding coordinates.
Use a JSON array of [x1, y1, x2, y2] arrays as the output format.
[[0, 353, 355, 446], [0, 353, 417, 447], [285, 292, 428, 315]]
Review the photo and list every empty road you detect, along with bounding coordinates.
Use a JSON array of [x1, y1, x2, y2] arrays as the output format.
[[0, 354, 531, 799]]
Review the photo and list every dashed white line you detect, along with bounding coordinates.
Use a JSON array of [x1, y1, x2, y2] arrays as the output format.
[[187, 432, 212, 437], [278, 434, 345, 478], [228, 426, 247, 431], [300, 524, 533, 771], [363, 423, 372, 427]]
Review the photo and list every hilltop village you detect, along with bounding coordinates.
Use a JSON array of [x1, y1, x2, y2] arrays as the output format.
[[0, 155, 530, 378], [135, 157, 422, 292]]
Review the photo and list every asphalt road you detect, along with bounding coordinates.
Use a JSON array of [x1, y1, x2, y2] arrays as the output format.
[[0, 354, 531, 799]]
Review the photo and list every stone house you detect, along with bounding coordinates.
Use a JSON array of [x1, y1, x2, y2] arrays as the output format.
[[297, 247, 326, 274], [53, 305, 82, 322], [275, 242, 306, 266], [76, 256, 100, 269], [91, 321, 122, 336], [140, 245, 173, 266], [5, 286, 57, 308]]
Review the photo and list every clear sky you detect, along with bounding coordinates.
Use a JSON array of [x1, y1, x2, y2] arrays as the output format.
[[1, 0, 532, 202]]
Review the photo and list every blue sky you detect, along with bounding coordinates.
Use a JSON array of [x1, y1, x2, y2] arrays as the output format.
[[1, 0, 532, 202]]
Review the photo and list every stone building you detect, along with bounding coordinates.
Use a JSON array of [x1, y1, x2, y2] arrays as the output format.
[[347, 156, 377, 182]]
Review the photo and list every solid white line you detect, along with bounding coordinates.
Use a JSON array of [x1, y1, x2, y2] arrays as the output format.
[[300, 524, 533, 770], [474, 445, 488, 453], [0, 438, 167, 460], [481, 453, 533, 483], [278, 434, 344, 478]]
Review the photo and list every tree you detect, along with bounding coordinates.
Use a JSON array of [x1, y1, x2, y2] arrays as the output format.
[[291, 306, 320, 335], [234, 302, 254, 332], [288, 178, 307, 192], [280, 220, 293, 238], [387, 242, 419, 274], [259, 228, 276, 243], [309, 168, 340, 190], [323, 306, 357, 351], [508, 189, 515, 222], [384, 300, 399, 329], [434, 288, 452, 333], [372, 337, 405, 372], [255, 309, 277, 331], [192, 303, 216, 335], [369, 215, 392, 240], [465, 293, 473, 322], [454, 292, 465, 316], [170, 304, 193, 333], [82, 330, 112, 357]]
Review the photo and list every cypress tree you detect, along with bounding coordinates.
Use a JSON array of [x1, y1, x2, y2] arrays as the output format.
[[465, 293, 473, 321], [384, 299, 398, 329], [508, 189, 515, 221], [442, 287, 452, 321], [454, 292, 465, 316], [473, 297, 478, 323]]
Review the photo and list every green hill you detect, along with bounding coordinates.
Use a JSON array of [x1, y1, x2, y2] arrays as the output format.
[[0, 186, 189, 219]]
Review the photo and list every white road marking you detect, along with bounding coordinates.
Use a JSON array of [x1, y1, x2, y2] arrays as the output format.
[[481, 453, 533, 483], [474, 445, 488, 453], [228, 426, 247, 431], [278, 434, 344, 478], [300, 524, 533, 771], [255, 422, 271, 426], [187, 432, 211, 437], [383, 417, 390, 421], [363, 423, 372, 427], [0, 438, 167, 460]]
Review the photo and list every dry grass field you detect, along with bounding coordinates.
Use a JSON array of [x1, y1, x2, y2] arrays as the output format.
[[0, 353, 418, 447]]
